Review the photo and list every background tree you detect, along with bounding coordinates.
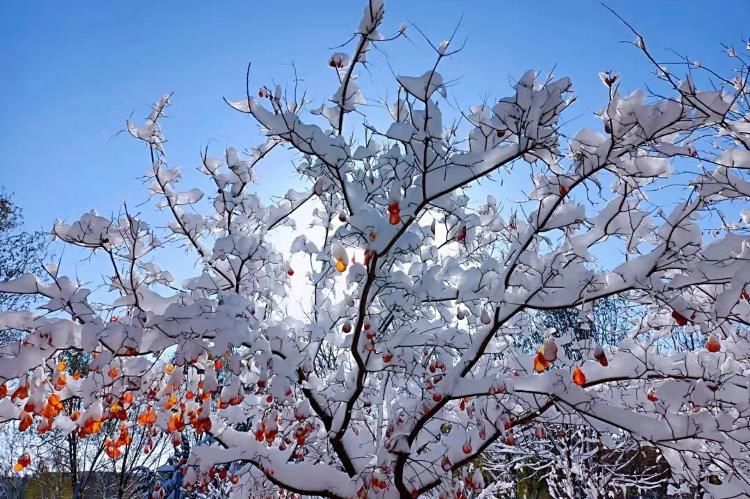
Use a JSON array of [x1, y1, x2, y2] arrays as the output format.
[[2, 2, 750, 499], [0, 191, 45, 344], [484, 297, 675, 498]]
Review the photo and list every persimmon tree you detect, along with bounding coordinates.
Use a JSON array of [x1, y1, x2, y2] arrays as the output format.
[[2, 1, 750, 498], [0, 350, 172, 498]]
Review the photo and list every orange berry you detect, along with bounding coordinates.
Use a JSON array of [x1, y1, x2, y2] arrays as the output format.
[[572, 366, 586, 386], [533, 352, 550, 373], [11, 384, 29, 402], [706, 334, 721, 353], [19, 412, 33, 432]]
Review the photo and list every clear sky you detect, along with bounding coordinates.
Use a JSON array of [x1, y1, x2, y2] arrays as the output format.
[[1, 0, 749, 285]]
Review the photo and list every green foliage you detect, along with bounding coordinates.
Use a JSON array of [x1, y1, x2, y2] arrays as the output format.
[[22, 473, 73, 499], [514, 467, 553, 499]]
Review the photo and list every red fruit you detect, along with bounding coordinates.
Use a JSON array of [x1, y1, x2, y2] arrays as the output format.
[[171, 434, 182, 447], [462, 442, 472, 455], [342, 322, 352, 334], [478, 424, 487, 440], [11, 384, 29, 402], [672, 310, 689, 326], [364, 249, 375, 265], [559, 184, 569, 196], [647, 388, 658, 402], [533, 352, 550, 373], [594, 346, 608, 367], [455, 226, 466, 242], [504, 434, 515, 445], [287, 268, 294, 277], [383, 352, 393, 363], [19, 412, 33, 432], [432, 393, 442, 403], [488, 383, 504, 395], [23, 401, 36, 414], [706, 334, 721, 353], [371, 476, 387, 490], [572, 366, 586, 386], [388, 202, 401, 225]]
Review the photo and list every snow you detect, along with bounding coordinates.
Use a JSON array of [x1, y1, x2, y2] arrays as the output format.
[[2, 2, 750, 496], [396, 71, 446, 101]]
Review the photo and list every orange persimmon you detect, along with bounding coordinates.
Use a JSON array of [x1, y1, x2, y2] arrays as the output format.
[[572, 366, 586, 386]]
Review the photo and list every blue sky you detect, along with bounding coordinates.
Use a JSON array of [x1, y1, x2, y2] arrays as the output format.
[[1, 1, 748, 284]]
